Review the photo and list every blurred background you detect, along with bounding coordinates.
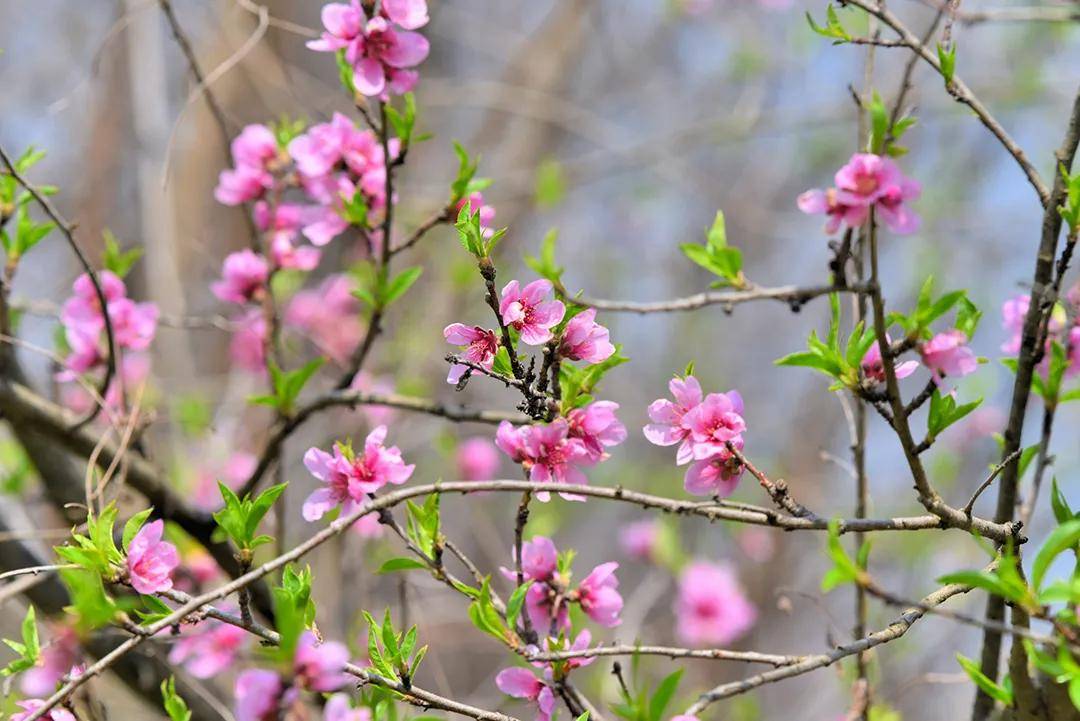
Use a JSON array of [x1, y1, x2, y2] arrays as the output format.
[[1, 0, 1079, 719]]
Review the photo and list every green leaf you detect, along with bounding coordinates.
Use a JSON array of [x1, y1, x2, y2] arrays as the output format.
[[534, 158, 566, 208], [161, 676, 192, 721], [505, 581, 533, 630], [937, 42, 957, 85], [1051, 478, 1074, 525], [101, 230, 143, 278], [927, 390, 982, 440], [956, 653, 1012, 705], [122, 508, 154, 552], [806, 5, 851, 42], [647, 669, 683, 721], [450, 141, 480, 202], [1032, 519, 1080, 591], [868, 91, 888, 154], [524, 228, 564, 285], [383, 266, 423, 307], [385, 93, 418, 147], [377, 557, 430, 574]]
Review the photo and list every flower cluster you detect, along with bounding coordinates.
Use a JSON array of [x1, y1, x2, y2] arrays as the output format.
[[168, 615, 249, 678], [307, 0, 430, 98], [798, 153, 921, 235], [234, 631, 350, 721], [58, 270, 159, 411], [302, 426, 415, 522], [496, 401, 626, 501], [505, 536, 624, 632], [1001, 287, 1080, 377], [644, 376, 747, 497]]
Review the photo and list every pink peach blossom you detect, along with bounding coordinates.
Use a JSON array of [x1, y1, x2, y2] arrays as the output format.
[[126, 520, 179, 594], [559, 308, 615, 364], [619, 519, 660, 562], [860, 338, 919, 384], [495, 667, 556, 721], [214, 124, 278, 205], [168, 619, 248, 678], [799, 153, 920, 235], [325, 694, 373, 721], [11, 700, 77, 721], [229, 308, 268, 373], [499, 280, 566, 346], [643, 375, 704, 464], [566, 401, 627, 462], [920, 329, 978, 380], [286, 274, 364, 364], [682, 391, 746, 461], [234, 669, 283, 721], [576, 562, 623, 627], [684, 441, 745, 498], [302, 426, 414, 521], [212, 250, 269, 304], [496, 420, 595, 502], [444, 323, 499, 384], [20, 624, 79, 697], [675, 561, 756, 646], [294, 631, 351, 692]]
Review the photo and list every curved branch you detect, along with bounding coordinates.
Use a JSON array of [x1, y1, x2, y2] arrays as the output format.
[[568, 283, 863, 315]]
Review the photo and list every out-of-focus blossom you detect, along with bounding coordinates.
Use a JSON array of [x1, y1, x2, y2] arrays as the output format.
[[294, 631, 351, 692], [444, 323, 499, 384], [20, 624, 79, 697], [559, 308, 615, 364], [619, 519, 660, 562], [457, 437, 500, 481], [348, 372, 397, 427], [229, 308, 268, 373], [675, 561, 756, 646], [193, 452, 258, 511], [499, 280, 565, 346], [11, 700, 77, 721], [325, 694, 373, 721], [126, 520, 179, 594], [286, 274, 364, 364], [168, 618, 248, 678], [234, 669, 283, 721], [736, 527, 776, 563], [214, 124, 278, 205], [212, 250, 269, 304]]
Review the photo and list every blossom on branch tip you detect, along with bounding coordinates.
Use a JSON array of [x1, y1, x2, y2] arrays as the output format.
[[444, 323, 499, 384], [559, 308, 615, 364], [499, 280, 566, 346], [566, 401, 627, 462], [682, 390, 746, 461], [125, 519, 179, 594], [576, 561, 623, 627], [860, 337, 918, 384], [798, 153, 920, 235], [495, 420, 595, 502]]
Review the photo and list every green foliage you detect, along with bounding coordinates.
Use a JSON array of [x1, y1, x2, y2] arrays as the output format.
[[775, 293, 876, 390], [161, 676, 192, 721], [805, 5, 851, 42], [1023, 639, 1080, 710], [559, 346, 630, 412], [335, 49, 357, 96], [1060, 163, 1080, 235], [891, 276, 972, 340], [405, 493, 441, 558], [454, 203, 506, 259], [54, 503, 125, 576], [60, 567, 121, 632], [0, 146, 56, 263], [866, 91, 917, 156], [821, 518, 868, 592], [926, 389, 982, 442], [937, 42, 957, 85], [534, 159, 566, 208], [466, 577, 515, 647], [956, 653, 1012, 706], [385, 93, 419, 148], [270, 115, 308, 148], [377, 557, 430, 574], [248, 358, 325, 415], [212, 482, 287, 552], [450, 142, 490, 203], [938, 544, 1037, 612], [679, 211, 745, 289], [504, 581, 533, 631], [524, 228, 564, 285], [273, 565, 317, 662], [101, 230, 143, 279], [174, 394, 212, 437], [611, 666, 683, 721], [1, 606, 40, 677], [364, 609, 427, 686]]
